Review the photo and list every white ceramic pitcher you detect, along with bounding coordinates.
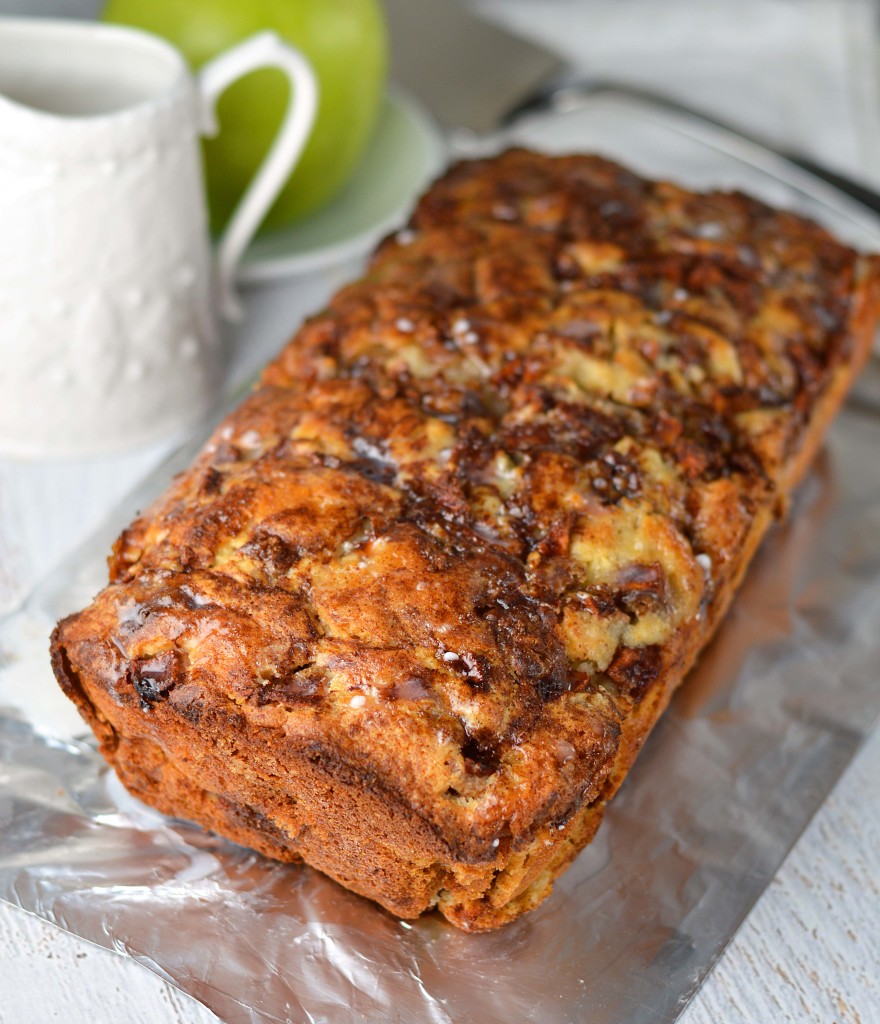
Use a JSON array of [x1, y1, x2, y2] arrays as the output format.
[[0, 17, 318, 457]]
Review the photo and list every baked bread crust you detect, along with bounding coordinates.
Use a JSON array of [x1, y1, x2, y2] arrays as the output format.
[[51, 150, 880, 930]]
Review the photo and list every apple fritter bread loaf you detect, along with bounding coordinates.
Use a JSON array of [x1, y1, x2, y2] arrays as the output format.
[[51, 150, 880, 930]]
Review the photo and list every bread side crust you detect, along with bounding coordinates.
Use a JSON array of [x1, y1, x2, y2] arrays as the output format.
[[438, 255, 880, 928]]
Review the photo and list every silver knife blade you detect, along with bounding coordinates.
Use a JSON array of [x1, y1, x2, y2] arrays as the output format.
[[383, 0, 565, 134]]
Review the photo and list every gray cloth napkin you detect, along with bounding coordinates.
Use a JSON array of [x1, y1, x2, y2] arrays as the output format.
[[476, 0, 880, 186]]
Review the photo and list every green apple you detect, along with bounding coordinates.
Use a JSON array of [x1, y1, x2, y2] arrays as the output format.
[[102, 0, 388, 234]]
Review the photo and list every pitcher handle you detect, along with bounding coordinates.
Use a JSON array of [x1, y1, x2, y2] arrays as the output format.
[[198, 31, 318, 320]]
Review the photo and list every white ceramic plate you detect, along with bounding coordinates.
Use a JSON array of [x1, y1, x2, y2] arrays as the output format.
[[235, 87, 446, 282]]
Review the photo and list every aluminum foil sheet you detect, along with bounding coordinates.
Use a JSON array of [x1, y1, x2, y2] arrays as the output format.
[[2, 100, 880, 1023]]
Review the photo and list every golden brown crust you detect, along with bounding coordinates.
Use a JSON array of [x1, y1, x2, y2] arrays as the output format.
[[51, 151, 880, 930]]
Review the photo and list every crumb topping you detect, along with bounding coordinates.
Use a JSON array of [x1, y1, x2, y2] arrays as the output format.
[[67, 150, 864, 843]]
